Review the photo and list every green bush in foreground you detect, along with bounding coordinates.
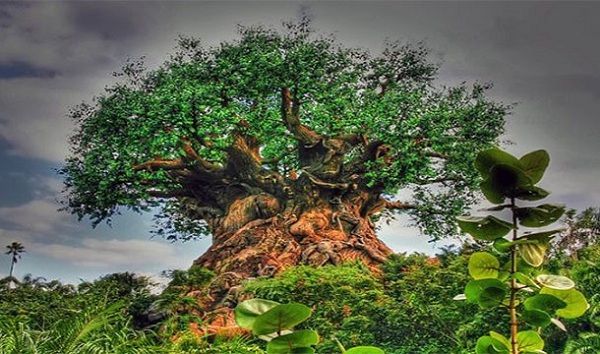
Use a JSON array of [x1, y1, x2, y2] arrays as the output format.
[[457, 148, 588, 354]]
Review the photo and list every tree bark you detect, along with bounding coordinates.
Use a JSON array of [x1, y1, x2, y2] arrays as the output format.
[[187, 189, 394, 337]]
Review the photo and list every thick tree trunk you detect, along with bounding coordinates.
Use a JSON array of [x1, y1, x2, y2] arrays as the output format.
[[195, 204, 391, 278], [187, 191, 393, 336]]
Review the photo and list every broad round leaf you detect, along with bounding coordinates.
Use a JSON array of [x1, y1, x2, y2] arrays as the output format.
[[253, 303, 312, 335], [520, 229, 563, 242], [493, 238, 512, 253], [540, 288, 589, 319], [515, 204, 565, 227], [522, 309, 551, 328], [519, 242, 547, 267], [476, 335, 510, 354], [266, 330, 319, 354], [517, 330, 544, 352], [235, 299, 280, 329], [524, 294, 567, 314], [465, 279, 508, 308], [514, 272, 539, 289], [489, 331, 510, 350], [475, 148, 522, 178], [457, 215, 513, 241], [514, 185, 550, 201], [259, 330, 293, 342], [535, 274, 575, 290], [519, 149, 549, 184], [481, 179, 505, 204], [469, 252, 500, 279], [489, 164, 532, 197], [345, 347, 386, 354]]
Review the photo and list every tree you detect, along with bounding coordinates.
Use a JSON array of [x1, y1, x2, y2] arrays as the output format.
[[62, 19, 507, 298], [554, 207, 600, 258], [4, 242, 25, 286]]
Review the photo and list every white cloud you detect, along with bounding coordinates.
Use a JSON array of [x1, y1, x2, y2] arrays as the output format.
[[0, 198, 65, 233], [33, 238, 185, 268]]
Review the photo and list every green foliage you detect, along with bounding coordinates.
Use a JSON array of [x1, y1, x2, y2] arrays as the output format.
[[62, 19, 508, 241], [457, 147, 589, 354], [1, 242, 599, 353], [235, 298, 318, 354]]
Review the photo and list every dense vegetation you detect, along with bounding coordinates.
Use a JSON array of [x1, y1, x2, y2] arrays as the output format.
[[2, 233, 599, 353]]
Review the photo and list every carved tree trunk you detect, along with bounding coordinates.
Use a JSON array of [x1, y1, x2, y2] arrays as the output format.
[[188, 177, 395, 336], [195, 195, 391, 279]]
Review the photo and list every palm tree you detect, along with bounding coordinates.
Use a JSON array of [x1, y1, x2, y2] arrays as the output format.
[[5, 242, 25, 281]]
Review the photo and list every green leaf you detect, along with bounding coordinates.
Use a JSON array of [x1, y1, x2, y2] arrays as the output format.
[[513, 186, 550, 201], [253, 303, 312, 335], [540, 288, 589, 319], [522, 309, 551, 328], [475, 148, 522, 179], [489, 163, 532, 197], [519, 229, 563, 242], [518, 229, 563, 267], [519, 150, 549, 184], [476, 335, 510, 354], [457, 215, 513, 241], [266, 330, 319, 354], [469, 252, 500, 279], [515, 204, 565, 227], [517, 330, 544, 352], [235, 299, 280, 330], [519, 241, 547, 267], [535, 274, 575, 290], [493, 238, 512, 253], [345, 347, 386, 354], [524, 294, 567, 314], [465, 279, 508, 308], [489, 331, 511, 350], [481, 179, 505, 204], [514, 272, 539, 288]]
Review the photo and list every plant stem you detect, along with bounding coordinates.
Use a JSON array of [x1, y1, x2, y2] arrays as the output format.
[[509, 197, 519, 354]]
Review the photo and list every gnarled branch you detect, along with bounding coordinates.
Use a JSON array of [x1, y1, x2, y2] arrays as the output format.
[[281, 87, 321, 146]]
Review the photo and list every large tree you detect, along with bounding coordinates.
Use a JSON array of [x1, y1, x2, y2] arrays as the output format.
[[62, 20, 506, 290]]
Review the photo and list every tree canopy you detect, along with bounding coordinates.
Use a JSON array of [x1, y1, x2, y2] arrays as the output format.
[[62, 19, 508, 241]]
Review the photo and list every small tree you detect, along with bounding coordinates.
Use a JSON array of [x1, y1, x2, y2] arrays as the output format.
[[4, 242, 25, 286], [456, 148, 589, 354]]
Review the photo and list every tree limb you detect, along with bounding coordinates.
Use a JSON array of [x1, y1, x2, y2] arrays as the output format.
[[384, 200, 417, 210], [133, 159, 185, 171], [281, 87, 321, 146]]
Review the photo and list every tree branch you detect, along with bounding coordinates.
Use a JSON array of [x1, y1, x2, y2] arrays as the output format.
[[181, 138, 222, 172], [384, 200, 417, 210], [133, 159, 185, 171], [281, 87, 321, 146]]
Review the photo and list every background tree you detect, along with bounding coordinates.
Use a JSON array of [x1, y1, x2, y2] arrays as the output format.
[[4, 242, 25, 286], [62, 18, 507, 298], [554, 207, 600, 258]]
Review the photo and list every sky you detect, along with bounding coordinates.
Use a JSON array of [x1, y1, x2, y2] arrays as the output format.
[[0, 1, 599, 285]]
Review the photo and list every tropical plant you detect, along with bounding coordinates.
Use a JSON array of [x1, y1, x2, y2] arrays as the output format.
[[234, 298, 383, 354], [0, 301, 159, 354], [4, 242, 25, 285], [456, 147, 589, 354]]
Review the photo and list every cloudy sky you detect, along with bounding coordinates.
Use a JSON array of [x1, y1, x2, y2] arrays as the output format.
[[1, 1, 599, 284]]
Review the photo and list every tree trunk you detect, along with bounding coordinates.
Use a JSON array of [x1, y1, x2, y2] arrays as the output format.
[[187, 191, 393, 336]]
